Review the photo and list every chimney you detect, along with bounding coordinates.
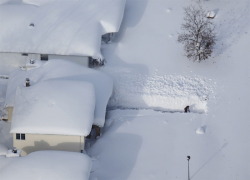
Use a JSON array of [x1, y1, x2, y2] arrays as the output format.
[[25, 78, 30, 87]]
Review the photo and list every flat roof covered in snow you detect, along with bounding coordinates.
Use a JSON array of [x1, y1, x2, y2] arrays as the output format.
[[0, 0, 126, 58], [10, 79, 95, 136]]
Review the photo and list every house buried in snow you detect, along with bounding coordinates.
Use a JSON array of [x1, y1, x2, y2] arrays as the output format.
[[0, 0, 126, 72], [5, 60, 113, 156], [11, 79, 95, 156]]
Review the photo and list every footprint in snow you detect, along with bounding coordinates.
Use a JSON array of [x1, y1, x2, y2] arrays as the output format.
[[196, 125, 207, 135]]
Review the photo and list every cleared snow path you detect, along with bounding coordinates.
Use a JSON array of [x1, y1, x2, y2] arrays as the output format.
[[108, 107, 205, 114], [107, 71, 215, 114]]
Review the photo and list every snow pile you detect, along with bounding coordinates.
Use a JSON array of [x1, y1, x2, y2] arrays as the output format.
[[206, 10, 216, 19], [108, 71, 214, 113], [5, 149, 21, 157], [11, 79, 95, 136], [0, 151, 92, 180], [5, 59, 113, 127], [0, 0, 126, 58]]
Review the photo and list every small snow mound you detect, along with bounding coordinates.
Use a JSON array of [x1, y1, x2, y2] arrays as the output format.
[[6, 149, 21, 157], [166, 8, 172, 13], [196, 126, 207, 135], [207, 11, 216, 19]]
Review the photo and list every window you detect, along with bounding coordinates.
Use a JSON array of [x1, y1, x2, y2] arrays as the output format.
[[16, 133, 25, 140], [21, 134, 25, 140], [41, 54, 49, 61]]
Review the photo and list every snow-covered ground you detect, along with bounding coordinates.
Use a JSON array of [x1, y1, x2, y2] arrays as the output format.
[[89, 110, 229, 180], [1, 0, 250, 179], [88, 0, 250, 179]]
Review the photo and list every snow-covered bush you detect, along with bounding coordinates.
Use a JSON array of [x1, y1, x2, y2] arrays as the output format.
[[178, 5, 216, 61]]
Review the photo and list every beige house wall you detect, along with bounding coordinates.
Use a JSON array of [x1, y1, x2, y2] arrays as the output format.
[[6, 106, 13, 121], [13, 133, 85, 156]]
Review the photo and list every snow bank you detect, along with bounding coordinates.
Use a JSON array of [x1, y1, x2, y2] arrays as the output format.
[[0, 0, 126, 58], [11, 79, 95, 136], [108, 71, 214, 113], [6, 59, 113, 127], [0, 151, 92, 180]]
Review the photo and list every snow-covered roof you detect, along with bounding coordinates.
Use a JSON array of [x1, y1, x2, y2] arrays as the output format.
[[0, 0, 126, 58], [0, 151, 92, 180], [10, 79, 95, 136], [6, 59, 113, 127]]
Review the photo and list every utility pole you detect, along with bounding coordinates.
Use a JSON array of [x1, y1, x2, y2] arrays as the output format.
[[187, 156, 191, 180]]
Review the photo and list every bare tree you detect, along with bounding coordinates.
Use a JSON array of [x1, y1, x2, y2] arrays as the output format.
[[178, 5, 216, 61]]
